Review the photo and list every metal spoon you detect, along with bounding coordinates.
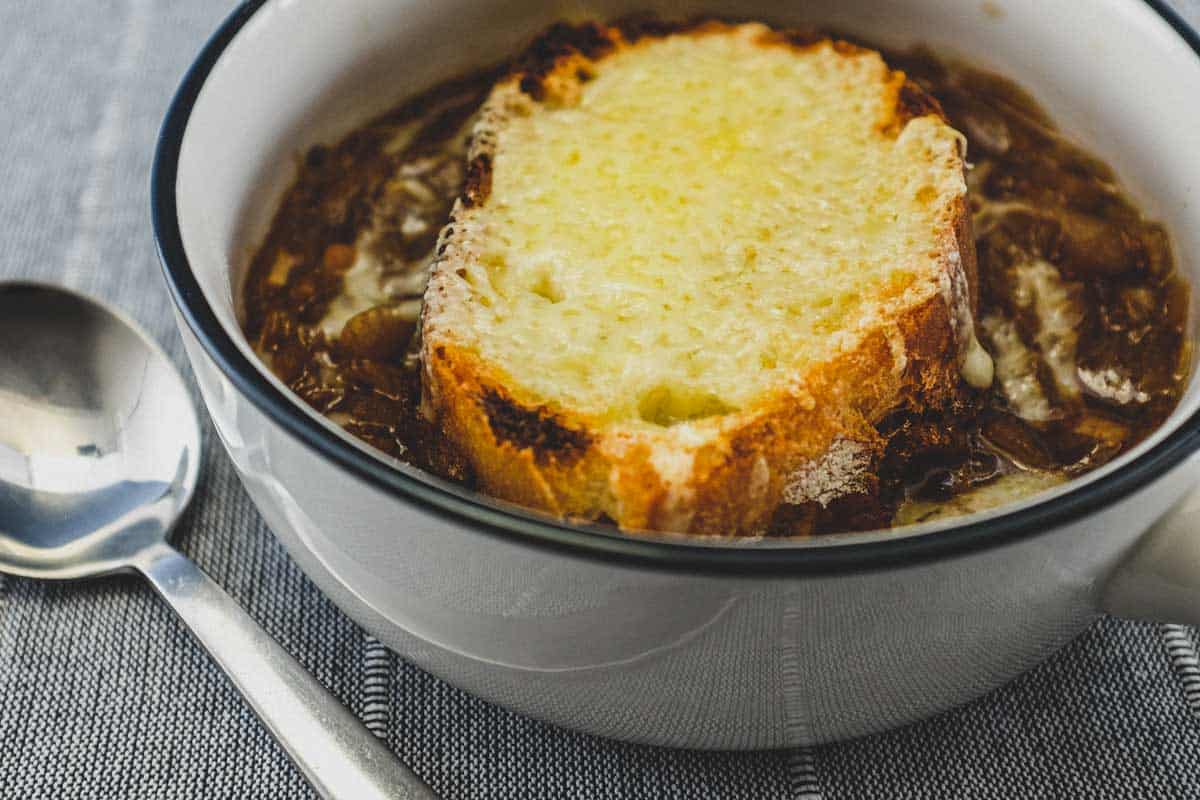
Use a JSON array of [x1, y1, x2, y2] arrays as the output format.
[[0, 282, 437, 800]]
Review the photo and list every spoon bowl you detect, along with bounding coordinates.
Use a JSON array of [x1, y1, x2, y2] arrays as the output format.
[[0, 282, 435, 800], [0, 283, 200, 579]]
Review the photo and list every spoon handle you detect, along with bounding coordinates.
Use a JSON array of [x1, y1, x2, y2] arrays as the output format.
[[135, 543, 438, 800]]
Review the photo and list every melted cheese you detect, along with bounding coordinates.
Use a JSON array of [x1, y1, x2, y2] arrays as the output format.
[[319, 249, 389, 338], [980, 313, 1054, 422], [976, 257, 1084, 422], [1013, 258, 1081, 398], [449, 27, 968, 424], [1079, 367, 1150, 405], [961, 331, 996, 389]]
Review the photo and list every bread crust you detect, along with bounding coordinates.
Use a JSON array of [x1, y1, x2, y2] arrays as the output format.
[[421, 20, 978, 536]]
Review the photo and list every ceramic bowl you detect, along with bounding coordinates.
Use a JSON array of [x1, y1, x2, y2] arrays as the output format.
[[154, 0, 1200, 748]]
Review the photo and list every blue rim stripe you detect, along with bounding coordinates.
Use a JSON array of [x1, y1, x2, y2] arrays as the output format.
[[151, 0, 1200, 575]]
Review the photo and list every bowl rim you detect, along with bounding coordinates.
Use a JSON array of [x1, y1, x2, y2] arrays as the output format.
[[152, 0, 1200, 576]]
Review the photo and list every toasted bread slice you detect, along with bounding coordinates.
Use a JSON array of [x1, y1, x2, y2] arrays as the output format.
[[421, 20, 989, 536]]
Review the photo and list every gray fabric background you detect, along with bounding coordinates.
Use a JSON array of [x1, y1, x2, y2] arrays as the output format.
[[1, 1, 1198, 797]]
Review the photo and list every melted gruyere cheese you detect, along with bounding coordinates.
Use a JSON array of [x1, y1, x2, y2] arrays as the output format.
[[449, 26, 968, 425]]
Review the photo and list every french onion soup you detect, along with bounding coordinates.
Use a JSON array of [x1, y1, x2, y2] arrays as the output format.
[[242, 19, 1190, 537]]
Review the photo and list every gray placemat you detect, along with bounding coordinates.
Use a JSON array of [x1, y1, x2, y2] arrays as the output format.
[[1, 1, 1198, 797]]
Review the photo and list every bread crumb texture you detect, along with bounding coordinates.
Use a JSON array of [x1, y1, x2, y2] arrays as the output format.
[[432, 23, 965, 426]]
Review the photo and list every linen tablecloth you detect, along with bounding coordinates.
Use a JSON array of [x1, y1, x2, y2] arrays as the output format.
[[2, 1, 1200, 797]]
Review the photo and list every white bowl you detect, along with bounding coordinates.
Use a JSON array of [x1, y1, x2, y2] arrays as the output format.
[[154, 0, 1200, 748]]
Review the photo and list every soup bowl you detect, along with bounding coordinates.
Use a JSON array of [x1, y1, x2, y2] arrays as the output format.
[[154, 0, 1200, 749]]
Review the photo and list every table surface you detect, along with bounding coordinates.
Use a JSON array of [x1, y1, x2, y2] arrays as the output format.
[[2, 1, 1200, 798]]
